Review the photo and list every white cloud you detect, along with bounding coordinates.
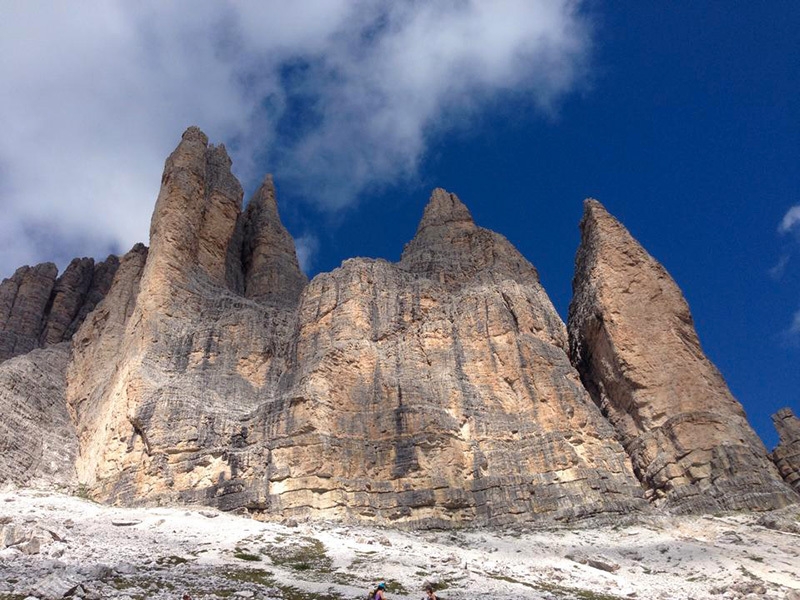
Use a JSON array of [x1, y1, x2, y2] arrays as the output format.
[[791, 311, 800, 336], [779, 205, 800, 235], [769, 254, 790, 280], [0, 0, 591, 278], [294, 233, 320, 275]]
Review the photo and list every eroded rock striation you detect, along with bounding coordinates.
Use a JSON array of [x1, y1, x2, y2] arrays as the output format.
[[62, 129, 647, 525], [0, 263, 58, 361], [266, 189, 646, 525], [0, 256, 118, 363], [67, 127, 292, 511], [568, 199, 796, 512], [0, 344, 76, 488], [1, 127, 795, 525], [771, 408, 800, 492]]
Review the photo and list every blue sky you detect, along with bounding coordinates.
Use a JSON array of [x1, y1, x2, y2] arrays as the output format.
[[1, 2, 797, 447]]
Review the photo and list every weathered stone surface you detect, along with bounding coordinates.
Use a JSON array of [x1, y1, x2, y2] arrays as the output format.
[[241, 175, 308, 305], [4, 128, 792, 526], [30, 572, 81, 600], [63, 129, 647, 525], [0, 254, 118, 364], [399, 188, 539, 288], [40, 255, 119, 346], [67, 128, 290, 510], [0, 344, 76, 488], [568, 199, 797, 512], [67, 243, 148, 489], [0, 263, 58, 360], [264, 189, 647, 526], [771, 408, 800, 492]]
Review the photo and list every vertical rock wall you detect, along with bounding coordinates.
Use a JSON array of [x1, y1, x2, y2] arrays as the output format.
[[67, 127, 305, 511], [568, 199, 797, 511], [0, 344, 76, 489], [771, 408, 800, 492], [262, 189, 647, 525], [0, 256, 118, 363], [2, 127, 794, 524]]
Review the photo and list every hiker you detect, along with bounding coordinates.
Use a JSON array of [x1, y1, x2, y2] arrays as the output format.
[[374, 582, 387, 599], [423, 584, 438, 600]]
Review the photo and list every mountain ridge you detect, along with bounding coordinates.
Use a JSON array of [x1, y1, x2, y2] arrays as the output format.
[[0, 127, 796, 526]]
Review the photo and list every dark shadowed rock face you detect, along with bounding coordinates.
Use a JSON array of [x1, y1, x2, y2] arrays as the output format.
[[0, 256, 118, 363], [0, 263, 57, 361], [40, 256, 120, 345], [568, 199, 797, 512], [772, 408, 800, 492]]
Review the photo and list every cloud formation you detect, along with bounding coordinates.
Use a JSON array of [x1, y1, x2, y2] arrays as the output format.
[[779, 205, 800, 236], [0, 1, 591, 277], [776, 204, 800, 339]]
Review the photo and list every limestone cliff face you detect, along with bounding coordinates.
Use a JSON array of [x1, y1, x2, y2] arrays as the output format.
[[2, 128, 795, 524], [263, 190, 646, 525], [399, 188, 539, 288], [0, 344, 76, 489], [62, 129, 647, 525], [0, 255, 118, 363], [772, 408, 800, 493], [67, 128, 303, 511], [242, 176, 308, 305], [568, 199, 797, 512], [0, 263, 57, 361]]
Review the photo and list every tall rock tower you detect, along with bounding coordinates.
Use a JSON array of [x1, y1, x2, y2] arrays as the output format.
[[66, 127, 306, 509], [568, 199, 797, 511], [260, 187, 647, 526]]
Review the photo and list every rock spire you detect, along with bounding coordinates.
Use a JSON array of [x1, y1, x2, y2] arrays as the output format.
[[241, 175, 308, 305], [400, 188, 539, 288], [0, 256, 118, 364], [568, 199, 797, 511], [1, 128, 795, 525]]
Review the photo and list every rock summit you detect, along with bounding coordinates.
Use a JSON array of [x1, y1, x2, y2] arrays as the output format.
[[0, 128, 796, 526]]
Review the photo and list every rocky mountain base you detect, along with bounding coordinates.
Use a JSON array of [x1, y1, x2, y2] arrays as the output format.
[[2, 489, 799, 600]]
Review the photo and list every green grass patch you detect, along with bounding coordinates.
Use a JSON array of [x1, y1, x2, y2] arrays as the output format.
[[224, 568, 275, 586], [156, 555, 190, 566], [486, 573, 626, 600], [109, 577, 137, 590], [273, 586, 344, 600], [384, 580, 408, 595], [234, 546, 262, 562], [262, 537, 332, 573]]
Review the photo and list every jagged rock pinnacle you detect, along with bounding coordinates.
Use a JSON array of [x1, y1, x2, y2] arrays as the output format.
[[146, 125, 243, 297], [415, 187, 475, 233], [568, 198, 797, 511], [241, 175, 307, 305], [400, 188, 538, 288], [2, 127, 795, 526], [0, 263, 58, 361]]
